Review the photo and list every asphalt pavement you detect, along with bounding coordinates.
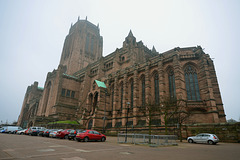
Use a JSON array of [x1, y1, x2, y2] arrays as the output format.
[[0, 133, 240, 160]]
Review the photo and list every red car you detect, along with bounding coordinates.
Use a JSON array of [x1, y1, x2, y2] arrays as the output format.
[[75, 130, 106, 142], [56, 129, 73, 139], [25, 128, 30, 135]]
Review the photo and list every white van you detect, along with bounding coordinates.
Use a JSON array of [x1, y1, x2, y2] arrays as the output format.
[[5, 126, 23, 134]]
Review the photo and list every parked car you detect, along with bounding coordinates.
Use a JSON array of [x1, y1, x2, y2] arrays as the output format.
[[43, 129, 52, 137], [16, 129, 27, 135], [49, 129, 60, 138], [28, 127, 46, 136], [25, 128, 30, 135], [0, 127, 6, 133], [68, 129, 83, 140], [4, 126, 23, 134], [56, 129, 73, 139], [75, 130, 106, 142], [187, 133, 219, 145], [38, 129, 48, 137]]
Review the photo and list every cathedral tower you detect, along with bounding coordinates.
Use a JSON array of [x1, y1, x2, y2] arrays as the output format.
[[60, 17, 103, 75]]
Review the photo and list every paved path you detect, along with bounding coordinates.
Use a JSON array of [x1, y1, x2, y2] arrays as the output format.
[[0, 133, 240, 160]]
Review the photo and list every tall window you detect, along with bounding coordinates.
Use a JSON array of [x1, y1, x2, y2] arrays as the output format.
[[154, 74, 160, 105], [184, 65, 201, 101], [168, 70, 176, 100], [121, 83, 123, 111], [66, 90, 71, 97], [142, 77, 145, 106], [85, 35, 90, 52], [90, 38, 94, 54], [61, 89, 66, 96], [131, 81, 134, 109], [111, 86, 114, 112], [71, 91, 75, 98]]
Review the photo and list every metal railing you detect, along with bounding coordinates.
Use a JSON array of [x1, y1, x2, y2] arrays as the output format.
[[118, 133, 178, 146]]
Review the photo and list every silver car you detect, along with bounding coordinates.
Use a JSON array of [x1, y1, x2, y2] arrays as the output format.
[[49, 129, 61, 138], [187, 133, 219, 145]]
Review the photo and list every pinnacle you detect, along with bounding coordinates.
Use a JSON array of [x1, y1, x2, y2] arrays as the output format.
[[152, 46, 156, 52], [128, 30, 134, 37]]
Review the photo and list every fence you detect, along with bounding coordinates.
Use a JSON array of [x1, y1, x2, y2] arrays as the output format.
[[117, 133, 178, 146]]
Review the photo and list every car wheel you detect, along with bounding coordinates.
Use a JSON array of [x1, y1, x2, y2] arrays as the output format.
[[188, 139, 193, 143], [77, 139, 80, 142], [84, 137, 89, 142], [64, 135, 68, 139], [208, 140, 214, 145], [101, 137, 106, 142]]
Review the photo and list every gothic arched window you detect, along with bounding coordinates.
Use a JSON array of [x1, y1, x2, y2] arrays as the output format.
[[120, 83, 123, 111], [85, 34, 90, 52], [142, 77, 145, 106], [111, 86, 114, 112], [131, 80, 134, 109], [90, 37, 94, 54], [184, 65, 201, 101], [168, 69, 176, 100], [154, 74, 160, 105]]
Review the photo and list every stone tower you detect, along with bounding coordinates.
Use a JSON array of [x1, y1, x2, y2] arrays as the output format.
[[59, 17, 103, 75]]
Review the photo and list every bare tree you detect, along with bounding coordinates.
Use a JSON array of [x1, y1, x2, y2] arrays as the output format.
[[173, 99, 191, 142], [139, 96, 191, 142], [138, 102, 161, 144]]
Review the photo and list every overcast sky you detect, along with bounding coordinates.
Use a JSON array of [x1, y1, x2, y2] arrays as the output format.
[[0, 0, 239, 124]]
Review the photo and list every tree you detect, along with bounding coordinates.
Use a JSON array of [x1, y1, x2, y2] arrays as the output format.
[[173, 99, 191, 142], [138, 102, 161, 144], [158, 97, 179, 135], [139, 96, 191, 142]]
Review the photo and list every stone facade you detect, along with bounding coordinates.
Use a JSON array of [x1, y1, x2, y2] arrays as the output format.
[[17, 18, 226, 129]]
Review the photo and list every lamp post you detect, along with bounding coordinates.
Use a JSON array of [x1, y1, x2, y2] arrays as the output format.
[[125, 102, 130, 143]]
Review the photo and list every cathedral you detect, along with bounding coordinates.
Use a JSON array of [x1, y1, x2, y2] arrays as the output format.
[[17, 18, 226, 130]]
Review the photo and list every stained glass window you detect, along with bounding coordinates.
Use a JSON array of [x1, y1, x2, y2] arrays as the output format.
[[121, 83, 123, 111], [131, 81, 134, 109], [168, 70, 176, 100], [154, 74, 159, 105], [142, 77, 145, 106], [85, 35, 90, 52], [90, 38, 94, 54], [184, 65, 201, 101], [111, 87, 114, 112]]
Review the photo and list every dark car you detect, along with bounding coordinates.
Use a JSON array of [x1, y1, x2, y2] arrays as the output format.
[[56, 129, 73, 139], [68, 129, 83, 140], [38, 129, 48, 137], [75, 130, 106, 142], [29, 127, 46, 136], [43, 129, 52, 137]]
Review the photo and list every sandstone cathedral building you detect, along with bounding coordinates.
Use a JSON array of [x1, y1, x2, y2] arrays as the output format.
[[17, 18, 226, 130]]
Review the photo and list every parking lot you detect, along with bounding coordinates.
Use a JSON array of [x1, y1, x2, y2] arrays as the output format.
[[0, 133, 240, 160]]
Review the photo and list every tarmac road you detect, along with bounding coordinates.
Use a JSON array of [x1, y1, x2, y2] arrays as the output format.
[[0, 133, 240, 160]]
